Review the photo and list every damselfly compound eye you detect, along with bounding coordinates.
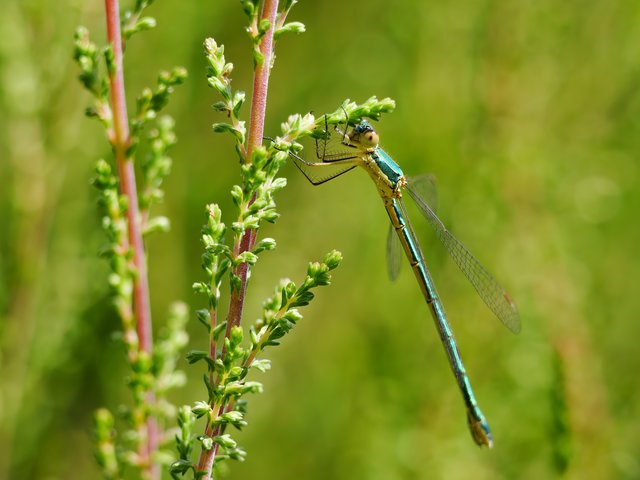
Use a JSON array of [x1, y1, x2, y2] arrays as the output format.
[[353, 121, 379, 148], [362, 130, 379, 147]]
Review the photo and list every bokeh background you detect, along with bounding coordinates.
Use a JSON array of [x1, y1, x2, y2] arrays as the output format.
[[1, 1, 638, 479]]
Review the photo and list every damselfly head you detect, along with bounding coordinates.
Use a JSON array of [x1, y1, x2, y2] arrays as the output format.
[[350, 120, 379, 149]]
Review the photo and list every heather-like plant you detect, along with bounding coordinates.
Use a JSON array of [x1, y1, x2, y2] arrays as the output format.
[[74, 1, 393, 479]]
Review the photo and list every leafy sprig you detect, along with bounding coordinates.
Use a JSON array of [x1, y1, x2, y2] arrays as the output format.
[[73, 27, 111, 127], [74, 1, 187, 478], [324, 96, 397, 126], [205, 38, 247, 160], [168, 1, 393, 478], [122, 0, 158, 40], [175, 47, 394, 475]]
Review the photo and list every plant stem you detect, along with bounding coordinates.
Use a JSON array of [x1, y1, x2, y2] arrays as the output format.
[[196, 1, 279, 477], [104, 1, 157, 477], [245, 0, 278, 163], [226, 0, 279, 330]]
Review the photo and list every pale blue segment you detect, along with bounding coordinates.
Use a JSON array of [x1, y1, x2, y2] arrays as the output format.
[[373, 149, 404, 186]]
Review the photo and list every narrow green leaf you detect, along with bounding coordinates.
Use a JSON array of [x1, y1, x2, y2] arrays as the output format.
[[251, 359, 271, 372], [169, 459, 194, 474], [274, 21, 306, 39], [186, 350, 209, 364]]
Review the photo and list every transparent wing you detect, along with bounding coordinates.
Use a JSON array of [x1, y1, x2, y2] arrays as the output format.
[[313, 121, 358, 162], [290, 151, 357, 185], [386, 223, 403, 281], [289, 119, 361, 185], [407, 174, 438, 213], [406, 183, 521, 334], [386, 174, 437, 281]]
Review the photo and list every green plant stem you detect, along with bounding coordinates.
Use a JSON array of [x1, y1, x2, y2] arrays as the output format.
[[104, 0, 157, 477], [196, 1, 279, 477]]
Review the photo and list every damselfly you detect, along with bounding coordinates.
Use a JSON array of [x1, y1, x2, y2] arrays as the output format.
[[288, 116, 520, 447]]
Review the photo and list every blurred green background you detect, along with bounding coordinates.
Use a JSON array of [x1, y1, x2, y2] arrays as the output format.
[[1, 1, 638, 479]]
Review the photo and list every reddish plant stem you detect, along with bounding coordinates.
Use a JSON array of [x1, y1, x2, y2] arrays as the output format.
[[196, 1, 279, 477], [224, 0, 278, 334], [244, 1, 278, 163], [105, 0, 153, 355], [221, 0, 279, 330], [225, 0, 278, 348], [104, 1, 157, 478], [209, 307, 217, 384]]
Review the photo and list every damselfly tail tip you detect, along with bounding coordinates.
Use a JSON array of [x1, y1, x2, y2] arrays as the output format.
[[467, 411, 494, 449]]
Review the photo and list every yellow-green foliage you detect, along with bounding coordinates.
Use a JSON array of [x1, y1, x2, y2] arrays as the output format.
[[0, 1, 637, 479]]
